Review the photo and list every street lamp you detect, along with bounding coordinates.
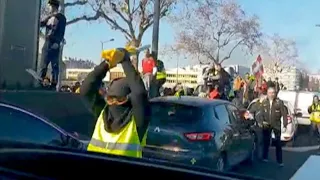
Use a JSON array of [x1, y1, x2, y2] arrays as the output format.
[[101, 38, 115, 51]]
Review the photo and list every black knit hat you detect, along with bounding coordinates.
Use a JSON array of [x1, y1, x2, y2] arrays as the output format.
[[107, 78, 131, 97], [48, 0, 60, 7]]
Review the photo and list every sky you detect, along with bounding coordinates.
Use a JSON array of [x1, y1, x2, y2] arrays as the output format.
[[63, 0, 320, 72]]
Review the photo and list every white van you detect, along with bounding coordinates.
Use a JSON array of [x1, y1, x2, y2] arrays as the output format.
[[277, 90, 320, 125]]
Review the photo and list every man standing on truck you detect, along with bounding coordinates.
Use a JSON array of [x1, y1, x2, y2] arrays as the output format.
[[39, 0, 66, 90]]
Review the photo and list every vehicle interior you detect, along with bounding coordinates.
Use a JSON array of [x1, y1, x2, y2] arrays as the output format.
[[0, 143, 265, 180]]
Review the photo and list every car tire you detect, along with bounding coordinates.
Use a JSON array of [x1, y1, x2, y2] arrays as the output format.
[[215, 153, 228, 172]]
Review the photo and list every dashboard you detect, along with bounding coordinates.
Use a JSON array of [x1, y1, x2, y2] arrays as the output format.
[[0, 148, 265, 180]]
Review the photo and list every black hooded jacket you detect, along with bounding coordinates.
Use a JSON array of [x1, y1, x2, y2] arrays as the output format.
[[80, 60, 150, 142]]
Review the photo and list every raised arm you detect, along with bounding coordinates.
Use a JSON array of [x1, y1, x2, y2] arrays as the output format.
[[121, 57, 150, 140], [80, 61, 109, 118]]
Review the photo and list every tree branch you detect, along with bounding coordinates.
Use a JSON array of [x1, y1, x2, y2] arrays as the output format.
[[111, 3, 135, 39], [220, 39, 244, 63], [67, 11, 101, 25], [65, 0, 88, 8], [100, 13, 132, 39]]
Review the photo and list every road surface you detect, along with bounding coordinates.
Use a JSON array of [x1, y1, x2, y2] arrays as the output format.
[[233, 125, 319, 180]]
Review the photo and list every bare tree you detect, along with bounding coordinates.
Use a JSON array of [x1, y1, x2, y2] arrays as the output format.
[[259, 34, 299, 77], [83, 0, 176, 69], [170, 0, 262, 65]]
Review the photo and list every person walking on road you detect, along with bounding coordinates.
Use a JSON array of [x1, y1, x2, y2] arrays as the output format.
[[260, 87, 288, 166], [248, 95, 267, 160], [308, 95, 320, 139], [81, 47, 150, 158], [39, 0, 66, 90]]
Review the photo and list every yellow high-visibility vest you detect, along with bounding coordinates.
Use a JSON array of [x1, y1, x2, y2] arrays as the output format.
[[87, 110, 147, 158], [156, 71, 166, 80], [310, 104, 320, 123], [75, 87, 80, 94], [174, 90, 183, 97]]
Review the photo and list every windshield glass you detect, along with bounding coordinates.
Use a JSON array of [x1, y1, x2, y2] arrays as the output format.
[[151, 102, 203, 123], [1, 0, 319, 179]]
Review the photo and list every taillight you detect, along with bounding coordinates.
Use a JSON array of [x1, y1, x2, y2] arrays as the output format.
[[184, 132, 214, 141], [287, 116, 292, 124]]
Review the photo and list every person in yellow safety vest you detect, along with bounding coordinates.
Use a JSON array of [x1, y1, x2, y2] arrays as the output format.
[[80, 47, 150, 158], [308, 95, 320, 137], [75, 87, 80, 93], [173, 84, 184, 97], [150, 59, 166, 98]]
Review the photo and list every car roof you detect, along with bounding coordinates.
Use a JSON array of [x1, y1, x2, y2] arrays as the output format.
[[0, 102, 70, 136], [150, 96, 228, 107]]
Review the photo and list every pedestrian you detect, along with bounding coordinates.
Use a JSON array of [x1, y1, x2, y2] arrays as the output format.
[[80, 47, 150, 158], [231, 91, 244, 109], [260, 87, 288, 166], [149, 59, 166, 98], [174, 83, 184, 97], [274, 77, 280, 93], [248, 95, 266, 160], [209, 85, 220, 99], [141, 49, 156, 94], [39, 0, 66, 90], [308, 95, 320, 139], [266, 77, 274, 88]]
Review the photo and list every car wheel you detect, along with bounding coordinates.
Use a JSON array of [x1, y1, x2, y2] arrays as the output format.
[[215, 154, 228, 172]]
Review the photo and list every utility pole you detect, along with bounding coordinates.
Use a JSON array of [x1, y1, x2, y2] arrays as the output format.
[[151, 0, 160, 60]]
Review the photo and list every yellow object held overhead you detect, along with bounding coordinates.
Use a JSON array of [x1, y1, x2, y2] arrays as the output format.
[[100, 46, 139, 68], [124, 45, 137, 55], [87, 110, 147, 158], [101, 48, 125, 68]]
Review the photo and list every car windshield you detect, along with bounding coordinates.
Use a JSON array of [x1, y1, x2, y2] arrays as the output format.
[[1, 0, 318, 179]]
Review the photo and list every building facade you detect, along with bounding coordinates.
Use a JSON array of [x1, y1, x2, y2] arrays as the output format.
[[164, 67, 198, 88], [263, 66, 301, 90], [64, 63, 250, 89]]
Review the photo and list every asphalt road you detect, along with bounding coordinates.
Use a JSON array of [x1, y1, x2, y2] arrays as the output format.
[[233, 125, 320, 180]]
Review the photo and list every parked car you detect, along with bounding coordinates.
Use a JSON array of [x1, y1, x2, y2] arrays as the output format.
[[247, 99, 300, 145], [277, 90, 319, 125], [143, 96, 256, 172], [0, 102, 87, 151]]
